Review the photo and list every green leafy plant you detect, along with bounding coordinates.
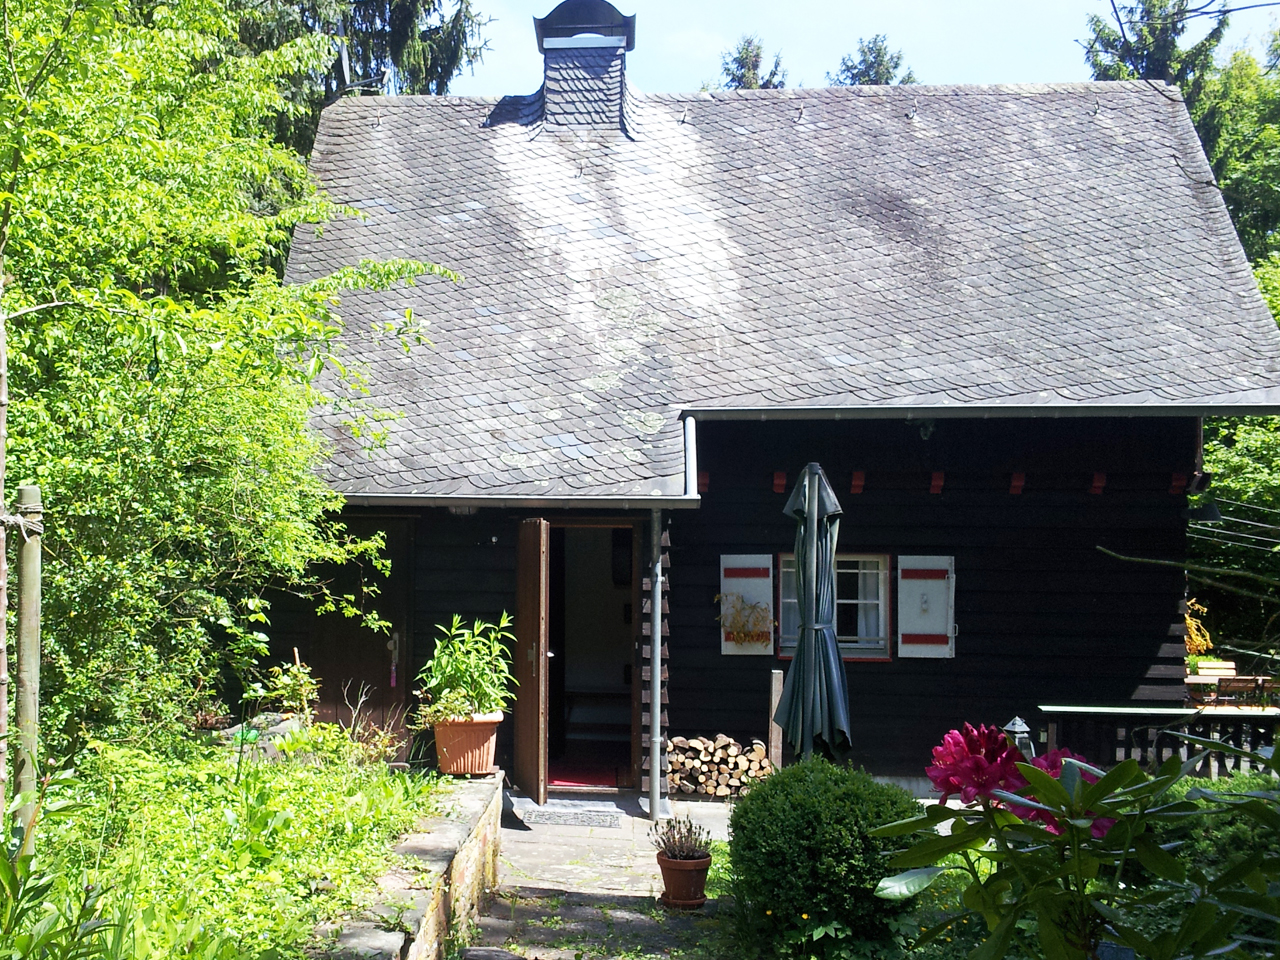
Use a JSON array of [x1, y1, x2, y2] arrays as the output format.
[[410, 614, 517, 726], [873, 723, 1256, 960], [42, 735, 440, 958], [728, 757, 920, 958], [244, 656, 320, 724], [0, 770, 110, 960], [650, 816, 711, 860]]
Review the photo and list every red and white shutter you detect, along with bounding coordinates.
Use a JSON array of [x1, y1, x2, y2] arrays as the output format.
[[897, 556, 956, 659]]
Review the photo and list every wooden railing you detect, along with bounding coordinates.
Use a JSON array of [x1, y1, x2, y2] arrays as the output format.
[[1039, 705, 1276, 779]]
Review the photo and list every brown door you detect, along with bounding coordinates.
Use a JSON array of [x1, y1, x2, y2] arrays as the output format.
[[514, 518, 549, 804], [268, 518, 411, 730]]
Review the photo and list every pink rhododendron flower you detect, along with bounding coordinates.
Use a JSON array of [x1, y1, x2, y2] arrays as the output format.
[[1008, 747, 1116, 839], [927, 730, 1117, 838], [926, 723, 1023, 803]]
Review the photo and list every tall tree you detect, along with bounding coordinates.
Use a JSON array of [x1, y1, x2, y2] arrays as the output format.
[[1193, 47, 1280, 261], [1, 0, 441, 754], [1083, 0, 1228, 112], [720, 34, 786, 91], [827, 35, 916, 86], [239, 0, 488, 155]]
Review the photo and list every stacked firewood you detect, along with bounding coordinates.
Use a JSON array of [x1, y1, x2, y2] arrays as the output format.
[[666, 734, 774, 797]]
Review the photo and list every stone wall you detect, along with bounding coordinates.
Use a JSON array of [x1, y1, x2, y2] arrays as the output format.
[[326, 772, 502, 960]]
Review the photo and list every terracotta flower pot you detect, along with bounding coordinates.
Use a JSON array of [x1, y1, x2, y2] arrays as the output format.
[[656, 852, 712, 909], [433, 712, 502, 775]]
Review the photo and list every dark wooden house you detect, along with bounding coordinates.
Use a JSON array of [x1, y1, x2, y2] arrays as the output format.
[[281, 1, 1280, 800]]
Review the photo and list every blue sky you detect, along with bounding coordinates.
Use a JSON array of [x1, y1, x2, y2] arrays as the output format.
[[446, 1, 1280, 98]]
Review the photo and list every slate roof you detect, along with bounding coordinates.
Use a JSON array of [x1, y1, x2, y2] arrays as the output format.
[[287, 67, 1280, 502]]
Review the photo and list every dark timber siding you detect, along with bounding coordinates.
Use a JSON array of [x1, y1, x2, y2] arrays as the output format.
[[327, 416, 1194, 777], [666, 417, 1195, 776]]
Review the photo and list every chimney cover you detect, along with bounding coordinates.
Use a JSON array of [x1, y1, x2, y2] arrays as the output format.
[[534, 0, 635, 54]]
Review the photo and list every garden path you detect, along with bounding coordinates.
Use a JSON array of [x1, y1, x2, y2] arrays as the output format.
[[463, 792, 731, 960]]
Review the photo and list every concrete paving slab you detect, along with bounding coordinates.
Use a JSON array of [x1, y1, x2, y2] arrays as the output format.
[[476, 791, 730, 958]]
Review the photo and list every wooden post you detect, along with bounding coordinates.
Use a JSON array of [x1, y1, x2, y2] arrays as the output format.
[[769, 669, 783, 768], [14, 485, 39, 835]]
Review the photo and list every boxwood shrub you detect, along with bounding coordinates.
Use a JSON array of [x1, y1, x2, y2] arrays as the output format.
[[728, 757, 921, 956]]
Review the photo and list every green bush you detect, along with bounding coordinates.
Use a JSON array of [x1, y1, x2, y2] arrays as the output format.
[[729, 758, 921, 957], [1162, 771, 1280, 869], [1128, 770, 1280, 945], [42, 730, 442, 959]]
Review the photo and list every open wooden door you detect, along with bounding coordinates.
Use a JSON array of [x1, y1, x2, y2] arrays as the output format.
[[514, 518, 549, 804]]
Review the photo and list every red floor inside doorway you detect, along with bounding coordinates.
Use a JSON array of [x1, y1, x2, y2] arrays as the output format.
[[548, 739, 631, 787]]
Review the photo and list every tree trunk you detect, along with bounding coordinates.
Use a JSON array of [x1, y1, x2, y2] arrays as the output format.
[[0, 295, 9, 813], [15, 485, 40, 835]]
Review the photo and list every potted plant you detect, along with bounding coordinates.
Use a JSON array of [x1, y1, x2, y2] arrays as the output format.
[[650, 816, 713, 909], [411, 613, 517, 775]]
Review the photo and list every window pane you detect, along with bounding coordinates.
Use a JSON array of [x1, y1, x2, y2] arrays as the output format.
[[858, 602, 879, 638], [781, 600, 799, 640], [858, 566, 880, 603], [837, 567, 857, 598], [836, 603, 856, 637], [780, 556, 798, 641]]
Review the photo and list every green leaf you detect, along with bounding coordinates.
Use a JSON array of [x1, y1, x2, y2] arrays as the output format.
[[911, 911, 970, 949], [888, 824, 989, 869], [1081, 758, 1142, 808], [1014, 762, 1073, 809], [870, 803, 956, 836], [967, 909, 1018, 960], [1134, 834, 1187, 882], [875, 867, 950, 900]]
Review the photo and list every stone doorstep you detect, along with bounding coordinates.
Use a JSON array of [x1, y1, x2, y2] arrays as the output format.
[[320, 773, 503, 960]]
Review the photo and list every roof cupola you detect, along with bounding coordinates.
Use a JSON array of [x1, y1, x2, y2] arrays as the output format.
[[534, 0, 635, 129]]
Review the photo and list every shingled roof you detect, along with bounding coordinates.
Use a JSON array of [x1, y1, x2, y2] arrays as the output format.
[[287, 23, 1280, 505]]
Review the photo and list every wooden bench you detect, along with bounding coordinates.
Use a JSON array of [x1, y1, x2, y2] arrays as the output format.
[[1186, 662, 1276, 706]]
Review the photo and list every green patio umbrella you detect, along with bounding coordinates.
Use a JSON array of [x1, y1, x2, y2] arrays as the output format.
[[774, 462, 853, 760]]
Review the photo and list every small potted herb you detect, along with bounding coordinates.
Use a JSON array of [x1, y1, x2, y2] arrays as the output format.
[[650, 816, 713, 909], [411, 613, 517, 775]]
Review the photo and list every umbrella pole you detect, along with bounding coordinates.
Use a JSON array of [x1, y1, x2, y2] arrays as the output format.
[[804, 466, 819, 759]]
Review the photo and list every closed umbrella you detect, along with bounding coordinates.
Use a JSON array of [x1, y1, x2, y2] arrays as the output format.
[[774, 462, 853, 760]]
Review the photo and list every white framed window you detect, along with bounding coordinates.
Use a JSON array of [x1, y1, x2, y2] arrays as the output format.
[[778, 553, 891, 659]]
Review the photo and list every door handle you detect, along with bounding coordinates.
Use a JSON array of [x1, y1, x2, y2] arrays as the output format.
[[384, 632, 399, 691]]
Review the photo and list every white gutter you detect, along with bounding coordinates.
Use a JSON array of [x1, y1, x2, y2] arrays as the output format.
[[342, 493, 701, 509], [342, 416, 702, 510], [684, 403, 1280, 420]]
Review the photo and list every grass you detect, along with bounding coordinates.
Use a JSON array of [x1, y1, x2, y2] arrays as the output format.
[[45, 723, 444, 959], [705, 840, 732, 899]]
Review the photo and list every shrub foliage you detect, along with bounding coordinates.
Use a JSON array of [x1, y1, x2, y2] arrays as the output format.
[[729, 757, 920, 955]]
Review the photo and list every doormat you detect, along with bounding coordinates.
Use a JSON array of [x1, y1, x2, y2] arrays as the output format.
[[519, 808, 622, 828], [512, 798, 624, 829]]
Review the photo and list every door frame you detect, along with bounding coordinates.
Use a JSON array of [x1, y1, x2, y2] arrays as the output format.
[[547, 516, 645, 791]]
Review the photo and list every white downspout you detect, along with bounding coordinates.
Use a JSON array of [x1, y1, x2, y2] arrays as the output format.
[[649, 506, 664, 820], [683, 415, 698, 498]]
